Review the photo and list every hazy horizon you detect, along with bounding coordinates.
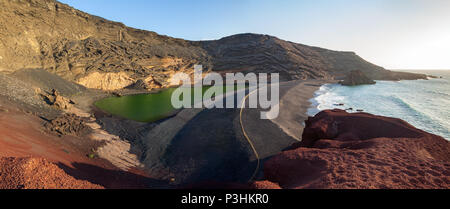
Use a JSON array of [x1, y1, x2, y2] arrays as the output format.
[[58, 0, 450, 70], [391, 69, 450, 71]]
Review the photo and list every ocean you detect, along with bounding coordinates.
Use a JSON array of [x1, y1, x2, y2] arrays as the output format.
[[308, 70, 450, 140]]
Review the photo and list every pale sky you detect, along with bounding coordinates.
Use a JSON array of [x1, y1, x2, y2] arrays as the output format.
[[59, 0, 450, 70]]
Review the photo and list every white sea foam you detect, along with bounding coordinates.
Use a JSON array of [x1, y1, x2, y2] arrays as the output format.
[[307, 84, 345, 116], [306, 71, 450, 140]]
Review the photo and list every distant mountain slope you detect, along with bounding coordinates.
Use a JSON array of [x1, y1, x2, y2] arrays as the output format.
[[0, 0, 426, 90], [199, 34, 331, 80], [200, 33, 425, 81]]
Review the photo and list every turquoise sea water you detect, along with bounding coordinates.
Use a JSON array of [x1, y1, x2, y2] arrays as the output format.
[[308, 70, 450, 140]]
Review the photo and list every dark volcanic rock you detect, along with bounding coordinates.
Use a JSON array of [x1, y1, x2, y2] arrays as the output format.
[[126, 79, 150, 90], [258, 109, 450, 189], [44, 113, 91, 137], [339, 70, 376, 86], [41, 89, 74, 109]]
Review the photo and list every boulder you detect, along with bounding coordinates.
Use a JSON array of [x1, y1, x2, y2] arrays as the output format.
[[42, 89, 73, 110], [339, 70, 376, 86]]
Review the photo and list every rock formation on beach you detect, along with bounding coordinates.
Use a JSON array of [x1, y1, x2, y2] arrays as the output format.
[[257, 109, 450, 189], [339, 70, 376, 86]]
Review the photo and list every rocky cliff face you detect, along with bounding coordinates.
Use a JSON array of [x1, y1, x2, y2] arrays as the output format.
[[257, 109, 450, 189], [0, 0, 208, 90], [0, 0, 426, 91]]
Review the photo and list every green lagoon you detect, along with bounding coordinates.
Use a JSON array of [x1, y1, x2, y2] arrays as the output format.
[[95, 85, 246, 122]]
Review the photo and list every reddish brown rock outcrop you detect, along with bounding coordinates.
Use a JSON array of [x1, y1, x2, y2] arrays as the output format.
[[262, 109, 450, 189], [251, 181, 282, 189], [0, 157, 103, 189]]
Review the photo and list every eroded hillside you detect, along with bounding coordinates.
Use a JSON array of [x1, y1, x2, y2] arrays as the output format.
[[0, 0, 210, 90], [0, 0, 426, 91]]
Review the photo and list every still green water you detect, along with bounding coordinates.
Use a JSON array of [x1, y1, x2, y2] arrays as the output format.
[[95, 85, 246, 122]]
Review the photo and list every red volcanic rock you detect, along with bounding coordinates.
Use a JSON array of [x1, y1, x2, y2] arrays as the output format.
[[300, 109, 428, 147], [185, 181, 282, 189], [0, 157, 103, 189], [182, 181, 252, 189], [251, 181, 282, 189], [263, 109, 450, 189]]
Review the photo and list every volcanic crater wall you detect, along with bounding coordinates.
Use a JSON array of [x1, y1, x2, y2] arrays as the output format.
[[0, 0, 426, 91]]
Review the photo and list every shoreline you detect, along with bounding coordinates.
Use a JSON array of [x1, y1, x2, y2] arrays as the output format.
[[269, 79, 335, 141], [306, 77, 450, 140]]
